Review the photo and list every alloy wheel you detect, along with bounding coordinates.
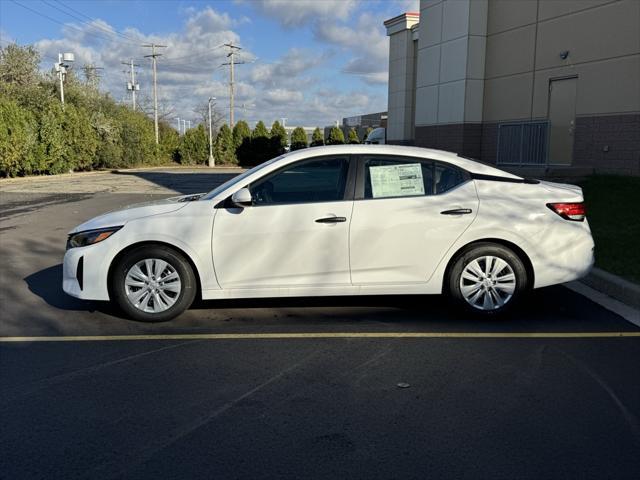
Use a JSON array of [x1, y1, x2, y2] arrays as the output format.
[[459, 255, 516, 311], [124, 258, 182, 313]]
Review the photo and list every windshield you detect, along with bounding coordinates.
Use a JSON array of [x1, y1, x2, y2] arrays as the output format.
[[366, 128, 385, 142], [200, 155, 284, 200]]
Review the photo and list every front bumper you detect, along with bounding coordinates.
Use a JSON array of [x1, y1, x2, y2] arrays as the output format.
[[62, 243, 112, 301]]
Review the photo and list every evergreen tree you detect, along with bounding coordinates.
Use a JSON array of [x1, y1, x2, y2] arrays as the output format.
[[232, 120, 251, 150], [0, 43, 170, 176], [310, 127, 324, 147], [290, 127, 308, 150], [252, 120, 269, 140], [233, 120, 252, 165], [213, 123, 236, 165], [0, 43, 40, 87], [178, 124, 209, 165], [247, 120, 271, 166], [270, 120, 288, 157], [362, 126, 374, 142], [326, 126, 345, 145], [347, 127, 360, 144], [159, 120, 180, 162]]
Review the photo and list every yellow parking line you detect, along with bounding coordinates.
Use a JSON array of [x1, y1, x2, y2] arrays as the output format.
[[0, 331, 639, 342]]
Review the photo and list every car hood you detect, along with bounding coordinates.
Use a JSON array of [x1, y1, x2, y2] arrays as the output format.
[[68, 193, 203, 234]]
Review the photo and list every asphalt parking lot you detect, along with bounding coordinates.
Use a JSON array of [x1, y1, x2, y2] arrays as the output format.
[[1, 169, 639, 479]]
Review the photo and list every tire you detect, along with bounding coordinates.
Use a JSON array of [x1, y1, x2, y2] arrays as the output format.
[[111, 245, 197, 322], [447, 243, 528, 315]]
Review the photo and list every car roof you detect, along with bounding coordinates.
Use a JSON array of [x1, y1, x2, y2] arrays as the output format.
[[278, 145, 521, 179]]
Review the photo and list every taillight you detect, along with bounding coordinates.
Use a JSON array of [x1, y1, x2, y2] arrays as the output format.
[[546, 202, 586, 221]]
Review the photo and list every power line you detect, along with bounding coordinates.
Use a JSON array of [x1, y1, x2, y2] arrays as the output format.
[[143, 43, 166, 144], [40, 0, 138, 44], [9, 0, 133, 46], [162, 44, 225, 65], [56, 0, 138, 43]]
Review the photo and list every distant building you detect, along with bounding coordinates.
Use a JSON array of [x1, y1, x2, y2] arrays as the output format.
[[338, 111, 388, 141], [385, 0, 640, 175]]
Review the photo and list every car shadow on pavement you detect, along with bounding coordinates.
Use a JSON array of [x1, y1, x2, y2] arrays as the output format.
[[113, 171, 240, 195], [24, 264, 116, 315]]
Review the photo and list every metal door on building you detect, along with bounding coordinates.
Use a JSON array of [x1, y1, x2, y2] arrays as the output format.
[[548, 77, 577, 165]]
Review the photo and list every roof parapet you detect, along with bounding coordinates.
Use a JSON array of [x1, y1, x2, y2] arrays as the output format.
[[384, 12, 420, 36]]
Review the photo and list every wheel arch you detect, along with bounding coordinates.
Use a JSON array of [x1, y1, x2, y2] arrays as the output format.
[[443, 238, 535, 290], [107, 241, 203, 301]]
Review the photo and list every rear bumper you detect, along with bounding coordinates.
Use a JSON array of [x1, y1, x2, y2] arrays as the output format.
[[532, 221, 595, 288]]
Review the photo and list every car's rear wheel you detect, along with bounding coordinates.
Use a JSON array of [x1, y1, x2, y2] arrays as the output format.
[[111, 245, 196, 322], [448, 243, 527, 315]]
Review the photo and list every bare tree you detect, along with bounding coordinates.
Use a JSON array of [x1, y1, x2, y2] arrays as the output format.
[[193, 100, 225, 135], [137, 94, 175, 121]]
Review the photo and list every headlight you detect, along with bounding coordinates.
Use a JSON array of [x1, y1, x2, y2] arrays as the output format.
[[66, 226, 122, 249]]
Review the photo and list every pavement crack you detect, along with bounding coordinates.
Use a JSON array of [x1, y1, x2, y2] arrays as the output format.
[[556, 348, 640, 446], [108, 350, 319, 479], [0, 340, 201, 405]]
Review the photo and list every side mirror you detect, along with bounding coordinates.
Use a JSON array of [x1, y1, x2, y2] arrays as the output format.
[[231, 187, 252, 207]]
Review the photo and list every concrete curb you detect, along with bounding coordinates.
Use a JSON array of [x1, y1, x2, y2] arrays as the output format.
[[580, 267, 640, 309]]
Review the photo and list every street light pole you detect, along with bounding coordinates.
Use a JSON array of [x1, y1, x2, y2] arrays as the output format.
[[55, 52, 74, 105], [208, 97, 216, 167]]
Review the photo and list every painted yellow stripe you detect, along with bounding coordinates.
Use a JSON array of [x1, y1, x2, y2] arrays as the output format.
[[0, 331, 639, 342]]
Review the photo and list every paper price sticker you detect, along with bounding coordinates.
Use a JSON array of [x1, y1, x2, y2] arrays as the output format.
[[370, 163, 425, 198]]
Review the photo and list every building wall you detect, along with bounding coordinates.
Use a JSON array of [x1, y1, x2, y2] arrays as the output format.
[[482, 0, 640, 172], [385, 13, 420, 144], [413, 0, 488, 156], [404, 0, 640, 174]]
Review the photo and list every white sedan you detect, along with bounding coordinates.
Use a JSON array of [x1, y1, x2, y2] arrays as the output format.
[[63, 145, 594, 321]]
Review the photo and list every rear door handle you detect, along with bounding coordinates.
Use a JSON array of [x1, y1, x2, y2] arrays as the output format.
[[440, 208, 472, 215], [315, 216, 347, 224]]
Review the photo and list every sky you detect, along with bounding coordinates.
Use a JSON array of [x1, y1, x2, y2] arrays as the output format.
[[0, 0, 419, 129]]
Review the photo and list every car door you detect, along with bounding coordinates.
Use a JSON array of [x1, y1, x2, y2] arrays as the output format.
[[212, 155, 355, 289], [349, 155, 479, 285]]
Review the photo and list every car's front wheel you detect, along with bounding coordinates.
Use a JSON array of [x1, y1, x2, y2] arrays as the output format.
[[111, 245, 197, 322], [448, 243, 528, 315]]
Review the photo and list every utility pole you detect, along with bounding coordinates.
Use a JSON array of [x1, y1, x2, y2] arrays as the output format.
[[83, 64, 103, 89], [55, 52, 74, 105], [208, 97, 216, 167], [121, 59, 140, 110], [221, 43, 245, 128], [143, 43, 166, 144]]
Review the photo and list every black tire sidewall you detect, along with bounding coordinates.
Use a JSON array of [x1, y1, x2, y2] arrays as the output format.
[[448, 243, 527, 315], [111, 246, 196, 322]]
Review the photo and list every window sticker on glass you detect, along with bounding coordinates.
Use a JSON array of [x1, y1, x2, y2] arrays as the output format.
[[369, 163, 425, 198]]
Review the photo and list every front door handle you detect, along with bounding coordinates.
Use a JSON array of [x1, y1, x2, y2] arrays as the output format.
[[315, 216, 347, 224], [440, 208, 472, 215]]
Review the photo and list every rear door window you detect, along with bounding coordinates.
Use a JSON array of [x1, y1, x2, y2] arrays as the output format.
[[364, 157, 434, 199], [362, 156, 468, 199]]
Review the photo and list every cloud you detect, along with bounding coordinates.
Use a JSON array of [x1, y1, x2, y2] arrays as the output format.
[[185, 6, 249, 33], [249, 48, 327, 88], [263, 88, 304, 105], [22, 3, 390, 128], [393, 0, 420, 12], [313, 12, 389, 86], [243, 0, 359, 27]]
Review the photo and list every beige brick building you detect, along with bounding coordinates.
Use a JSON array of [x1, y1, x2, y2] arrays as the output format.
[[385, 0, 640, 174]]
